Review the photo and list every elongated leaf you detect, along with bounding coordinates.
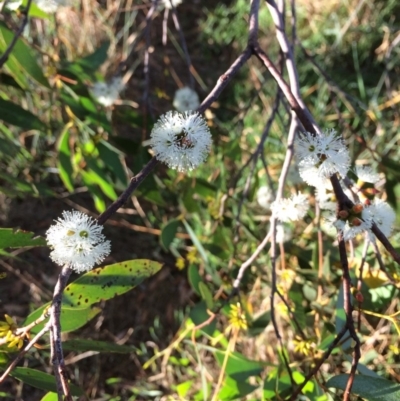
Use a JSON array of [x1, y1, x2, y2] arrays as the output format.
[[57, 126, 74, 192], [80, 173, 106, 213], [0, 98, 45, 130], [189, 301, 216, 336], [23, 304, 101, 334], [327, 374, 400, 401], [62, 260, 162, 308], [10, 368, 82, 396], [198, 282, 214, 309], [22, 0, 50, 18], [0, 229, 46, 249], [0, 22, 50, 88], [214, 351, 264, 381], [183, 220, 221, 285], [188, 264, 202, 295], [75, 41, 110, 70], [160, 219, 180, 250], [219, 376, 257, 401], [62, 339, 139, 354], [97, 140, 127, 185], [40, 393, 58, 401], [81, 166, 118, 201]]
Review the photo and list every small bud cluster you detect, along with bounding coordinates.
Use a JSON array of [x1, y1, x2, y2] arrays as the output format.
[[295, 129, 396, 242]]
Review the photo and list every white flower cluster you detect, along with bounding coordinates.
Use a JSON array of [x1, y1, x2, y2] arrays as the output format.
[[296, 129, 350, 187], [173, 87, 200, 112], [333, 199, 395, 242], [46, 211, 111, 273], [0, 0, 22, 11], [149, 111, 212, 172], [355, 165, 380, 184], [270, 192, 309, 223], [90, 77, 124, 107], [256, 186, 274, 210], [35, 0, 65, 13], [157, 0, 182, 10]]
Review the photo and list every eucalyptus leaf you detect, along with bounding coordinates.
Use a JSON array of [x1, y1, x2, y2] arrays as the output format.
[[327, 374, 400, 401]]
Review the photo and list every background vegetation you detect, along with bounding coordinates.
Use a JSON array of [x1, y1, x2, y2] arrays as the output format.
[[0, 0, 400, 400]]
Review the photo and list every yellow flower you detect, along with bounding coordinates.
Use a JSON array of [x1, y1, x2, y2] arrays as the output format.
[[175, 257, 186, 270], [293, 336, 315, 356], [0, 314, 23, 349], [0, 314, 17, 335], [187, 248, 198, 264], [228, 303, 248, 331]]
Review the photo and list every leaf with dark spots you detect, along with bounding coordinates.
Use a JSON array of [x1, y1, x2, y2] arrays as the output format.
[[62, 260, 162, 309]]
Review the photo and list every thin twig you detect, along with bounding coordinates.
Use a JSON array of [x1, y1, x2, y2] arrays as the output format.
[[49, 265, 73, 401], [97, 157, 159, 225], [198, 48, 252, 114], [170, 9, 195, 88]]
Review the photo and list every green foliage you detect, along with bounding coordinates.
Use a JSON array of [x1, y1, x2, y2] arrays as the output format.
[[327, 374, 400, 401], [0, 229, 46, 249], [0, 0, 399, 400], [10, 368, 83, 396]]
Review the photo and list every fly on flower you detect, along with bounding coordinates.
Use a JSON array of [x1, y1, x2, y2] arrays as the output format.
[[149, 111, 212, 172]]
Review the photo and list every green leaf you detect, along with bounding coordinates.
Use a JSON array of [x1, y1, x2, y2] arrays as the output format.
[[80, 173, 106, 213], [62, 339, 139, 354], [0, 229, 46, 249], [160, 219, 180, 250], [97, 140, 128, 185], [10, 368, 83, 396], [22, 0, 51, 18], [0, 22, 50, 88], [214, 351, 264, 381], [39, 393, 58, 401], [198, 282, 214, 309], [183, 219, 221, 285], [75, 41, 110, 71], [23, 304, 102, 334], [0, 98, 45, 130], [248, 311, 271, 337], [327, 374, 400, 401], [0, 171, 38, 196], [188, 264, 202, 295], [218, 376, 257, 401], [189, 301, 216, 336], [57, 127, 74, 192], [81, 168, 117, 201], [62, 260, 162, 308], [176, 380, 194, 397]]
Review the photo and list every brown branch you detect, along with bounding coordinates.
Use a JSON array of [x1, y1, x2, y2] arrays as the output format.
[[49, 266, 73, 401], [338, 238, 361, 401], [97, 157, 159, 225], [251, 44, 317, 134], [371, 223, 400, 265], [198, 48, 252, 114], [289, 324, 348, 400]]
